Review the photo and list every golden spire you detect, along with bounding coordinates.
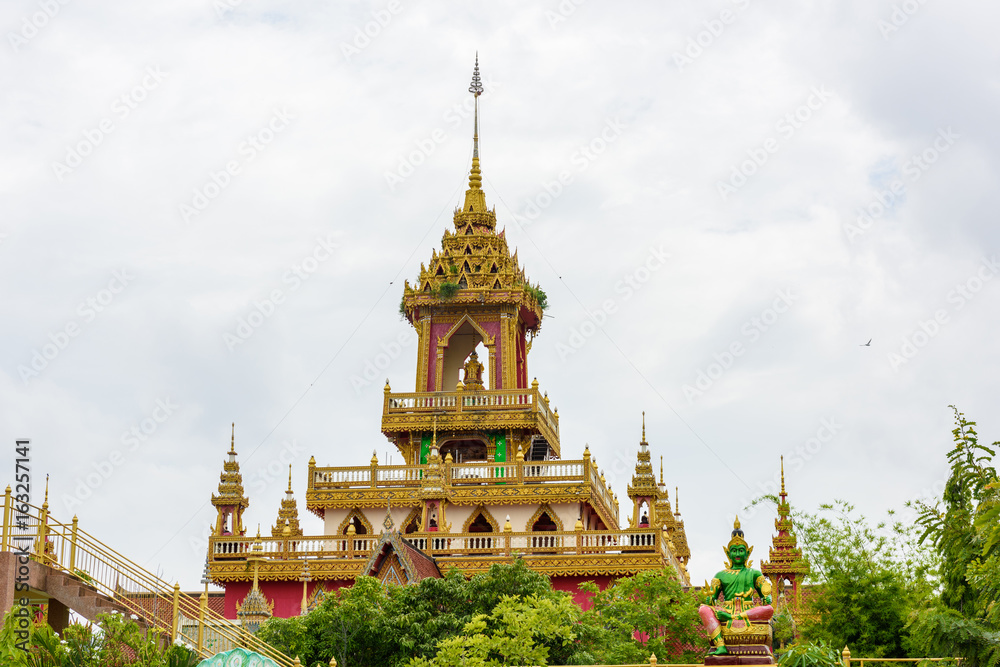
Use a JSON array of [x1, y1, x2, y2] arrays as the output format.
[[674, 487, 680, 516], [287, 465, 293, 494], [641, 411, 646, 443], [461, 54, 488, 216], [734, 516, 741, 531], [468, 52, 483, 191], [43, 474, 49, 508], [660, 455, 664, 486], [230, 422, 235, 454]]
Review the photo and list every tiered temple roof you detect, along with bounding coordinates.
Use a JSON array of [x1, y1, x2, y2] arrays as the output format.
[[760, 457, 810, 608]]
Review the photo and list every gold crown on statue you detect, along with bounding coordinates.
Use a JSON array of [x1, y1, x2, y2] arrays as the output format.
[[722, 517, 754, 568], [727, 516, 749, 550]]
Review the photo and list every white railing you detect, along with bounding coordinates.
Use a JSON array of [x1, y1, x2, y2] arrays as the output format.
[[377, 466, 423, 484], [450, 463, 518, 482], [523, 461, 583, 479], [314, 468, 371, 485]]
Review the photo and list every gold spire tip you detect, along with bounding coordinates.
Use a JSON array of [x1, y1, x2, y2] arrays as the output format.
[[734, 516, 741, 530], [230, 423, 235, 453], [780, 455, 786, 496], [641, 411, 646, 442], [44, 474, 49, 505], [287, 465, 293, 492], [660, 455, 664, 485]]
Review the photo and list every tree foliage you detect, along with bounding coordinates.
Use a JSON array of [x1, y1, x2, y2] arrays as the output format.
[[0, 607, 199, 667], [909, 407, 1000, 666], [790, 500, 937, 657], [582, 568, 705, 664], [258, 561, 702, 667]]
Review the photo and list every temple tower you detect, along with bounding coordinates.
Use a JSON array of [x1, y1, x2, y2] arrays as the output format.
[[386, 55, 554, 466], [212, 424, 249, 537], [761, 457, 810, 609], [627, 413, 658, 528]]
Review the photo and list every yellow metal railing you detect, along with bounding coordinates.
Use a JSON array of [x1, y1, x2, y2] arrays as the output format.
[[0, 487, 294, 667], [841, 646, 962, 667]]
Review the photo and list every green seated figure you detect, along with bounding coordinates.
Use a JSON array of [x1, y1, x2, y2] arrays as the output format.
[[699, 518, 774, 657]]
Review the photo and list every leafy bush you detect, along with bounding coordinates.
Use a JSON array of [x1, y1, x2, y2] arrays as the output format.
[[777, 641, 843, 667], [524, 285, 548, 311]]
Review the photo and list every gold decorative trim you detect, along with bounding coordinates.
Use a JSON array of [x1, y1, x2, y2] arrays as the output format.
[[525, 503, 563, 532], [462, 504, 500, 532], [401, 506, 422, 532], [338, 508, 373, 535]]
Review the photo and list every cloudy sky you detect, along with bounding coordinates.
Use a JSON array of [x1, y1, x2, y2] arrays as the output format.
[[2, 0, 998, 589]]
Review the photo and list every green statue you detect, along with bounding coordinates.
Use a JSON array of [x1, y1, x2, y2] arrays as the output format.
[[699, 517, 774, 656]]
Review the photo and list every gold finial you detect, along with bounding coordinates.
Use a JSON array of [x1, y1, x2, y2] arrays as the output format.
[[287, 465, 293, 493], [330, 657, 338, 667], [371, 450, 379, 466], [43, 474, 49, 507], [641, 411, 646, 442], [780, 455, 786, 497], [734, 516, 741, 531], [660, 456, 664, 486], [674, 487, 680, 515], [432, 416, 438, 451], [230, 423, 235, 453]]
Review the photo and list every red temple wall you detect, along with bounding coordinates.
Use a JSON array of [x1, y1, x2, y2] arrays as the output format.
[[223, 580, 352, 619]]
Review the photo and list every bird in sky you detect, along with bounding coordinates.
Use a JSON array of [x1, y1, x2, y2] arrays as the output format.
[[860, 339, 872, 347]]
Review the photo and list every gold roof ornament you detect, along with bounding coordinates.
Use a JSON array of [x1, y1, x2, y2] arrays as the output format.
[[237, 528, 274, 633], [271, 465, 302, 537]]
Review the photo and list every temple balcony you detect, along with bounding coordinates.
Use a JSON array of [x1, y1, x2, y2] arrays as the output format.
[[206, 527, 685, 583], [380, 384, 560, 456], [304, 456, 619, 530]]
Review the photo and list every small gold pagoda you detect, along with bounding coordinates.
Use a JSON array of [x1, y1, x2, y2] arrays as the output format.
[[205, 57, 690, 619]]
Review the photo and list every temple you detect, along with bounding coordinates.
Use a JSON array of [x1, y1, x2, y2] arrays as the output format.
[[205, 57, 691, 622]]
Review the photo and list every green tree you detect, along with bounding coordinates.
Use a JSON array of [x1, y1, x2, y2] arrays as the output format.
[[258, 558, 569, 667], [909, 407, 1000, 666], [583, 568, 705, 664], [747, 494, 938, 657], [798, 501, 937, 656], [409, 594, 579, 667]]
